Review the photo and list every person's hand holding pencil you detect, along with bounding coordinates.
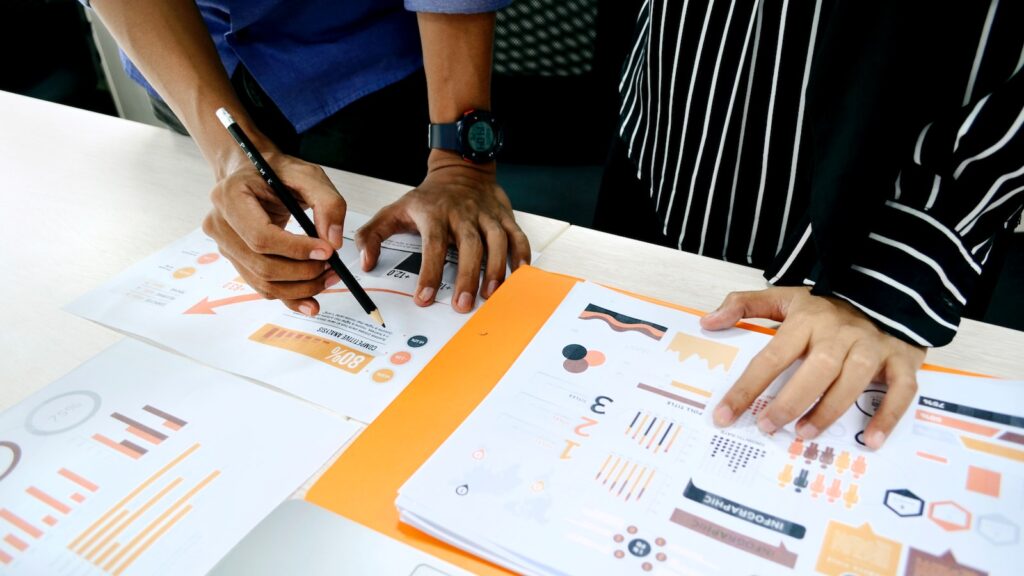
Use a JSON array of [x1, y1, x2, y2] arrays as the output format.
[[201, 149, 347, 318], [214, 109, 384, 325]]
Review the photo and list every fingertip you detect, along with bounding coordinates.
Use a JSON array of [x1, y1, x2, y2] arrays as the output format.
[[700, 309, 735, 331], [328, 224, 343, 250], [865, 429, 886, 450], [796, 421, 820, 440], [484, 279, 500, 299], [415, 285, 436, 306], [712, 404, 734, 427], [292, 298, 319, 317], [455, 291, 474, 313]]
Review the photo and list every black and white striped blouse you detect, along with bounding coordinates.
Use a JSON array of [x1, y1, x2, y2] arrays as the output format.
[[618, 0, 1024, 346]]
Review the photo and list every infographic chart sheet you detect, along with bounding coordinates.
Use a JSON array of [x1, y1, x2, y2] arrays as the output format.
[[398, 282, 1024, 576], [0, 340, 358, 576], [67, 212, 471, 423]]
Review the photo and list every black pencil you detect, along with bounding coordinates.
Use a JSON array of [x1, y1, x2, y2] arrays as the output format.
[[216, 107, 385, 327]]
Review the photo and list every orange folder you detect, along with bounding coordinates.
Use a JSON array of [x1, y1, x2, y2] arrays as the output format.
[[305, 265, 984, 575]]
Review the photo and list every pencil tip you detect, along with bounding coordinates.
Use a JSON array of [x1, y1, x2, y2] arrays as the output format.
[[370, 309, 385, 327]]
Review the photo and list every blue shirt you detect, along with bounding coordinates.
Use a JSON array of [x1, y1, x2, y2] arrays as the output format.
[[103, 0, 509, 132]]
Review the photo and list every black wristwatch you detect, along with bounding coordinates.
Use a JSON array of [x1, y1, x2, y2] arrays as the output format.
[[428, 109, 504, 163]]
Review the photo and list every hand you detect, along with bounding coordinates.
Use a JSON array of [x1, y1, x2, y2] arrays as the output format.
[[202, 151, 348, 316], [356, 153, 531, 313], [703, 287, 926, 450]]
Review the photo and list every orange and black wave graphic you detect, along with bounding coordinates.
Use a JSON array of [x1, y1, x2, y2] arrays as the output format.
[[578, 304, 667, 341]]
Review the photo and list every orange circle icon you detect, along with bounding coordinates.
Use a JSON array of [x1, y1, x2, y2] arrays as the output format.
[[372, 369, 394, 383], [173, 267, 196, 279], [585, 350, 606, 366], [390, 351, 411, 365], [197, 253, 220, 265]]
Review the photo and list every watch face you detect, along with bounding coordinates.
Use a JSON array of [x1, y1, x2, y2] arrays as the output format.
[[466, 121, 495, 153]]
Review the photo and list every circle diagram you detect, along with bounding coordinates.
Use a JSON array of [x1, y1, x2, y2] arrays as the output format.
[[562, 344, 605, 374], [372, 369, 395, 383], [26, 390, 101, 435], [856, 389, 886, 417], [407, 335, 428, 348], [0, 441, 21, 482]]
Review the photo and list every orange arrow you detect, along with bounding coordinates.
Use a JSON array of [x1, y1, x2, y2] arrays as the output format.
[[184, 287, 416, 315]]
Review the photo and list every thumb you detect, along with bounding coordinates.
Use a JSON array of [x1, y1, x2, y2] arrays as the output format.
[[700, 289, 789, 330]]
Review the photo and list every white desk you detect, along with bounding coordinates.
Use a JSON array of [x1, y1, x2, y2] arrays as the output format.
[[0, 91, 568, 412], [3, 91, 1023, 574]]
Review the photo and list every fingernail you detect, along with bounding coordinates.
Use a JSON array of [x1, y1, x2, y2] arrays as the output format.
[[417, 286, 435, 304], [325, 272, 341, 287], [757, 417, 778, 435], [299, 303, 314, 316], [867, 430, 886, 450], [457, 291, 473, 311], [704, 310, 721, 321], [324, 262, 331, 271], [360, 249, 368, 268], [310, 249, 329, 260], [328, 224, 343, 248], [712, 405, 733, 427], [518, 260, 528, 269], [797, 422, 819, 439], [486, 280, 500, 297]]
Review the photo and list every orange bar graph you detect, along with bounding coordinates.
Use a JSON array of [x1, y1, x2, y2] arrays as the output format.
[[77, 509, 129, 556], [126, 427, 165, 445], [85, 478, 183, 562], [69, 443, 200, 553], [0, 548, 11, 565], [916, 451, 948, 464], [4, 533, 28, 551], [113, 505, 193, 576], [92, 434, 143, 460], [105, 470, 219, 573], [59, 468, 99, 492], [671, 381, 712, 398], [916, 410, 999, 436], [27, 486, 71, 514], [95, 542, 120, 566], [961, 436, 1024, 462], [0, 509, 42, 539], [249, 323, 374, 374]]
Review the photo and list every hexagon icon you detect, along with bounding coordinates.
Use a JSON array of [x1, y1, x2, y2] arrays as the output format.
[[977, 514, 1019, 546], [928, 501, 971, 531], [884, 489, 924, 517]]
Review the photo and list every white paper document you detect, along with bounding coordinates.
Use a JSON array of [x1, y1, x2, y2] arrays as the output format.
[[0, 339, 358, 576], [398, 282, 1024, 576], [66, 211, 472, 423]]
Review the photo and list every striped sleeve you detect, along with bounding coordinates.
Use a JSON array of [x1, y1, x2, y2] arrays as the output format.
[[825, 68, 1024, 347]]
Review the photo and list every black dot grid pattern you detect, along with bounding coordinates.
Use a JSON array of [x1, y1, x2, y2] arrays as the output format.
[[708, 435, 766, 474], [494, 0, 598, 77]]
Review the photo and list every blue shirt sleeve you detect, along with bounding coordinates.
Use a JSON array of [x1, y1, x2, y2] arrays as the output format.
[[404, 0, 510, 13]]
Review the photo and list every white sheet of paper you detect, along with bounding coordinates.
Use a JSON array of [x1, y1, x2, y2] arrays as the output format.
[[398, 282, 1024, 576], [0, 339, 359, 576], [66, 212, 473, 423]]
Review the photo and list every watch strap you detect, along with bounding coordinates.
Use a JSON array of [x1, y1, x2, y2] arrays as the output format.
[[428, 122, 460, 152]]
